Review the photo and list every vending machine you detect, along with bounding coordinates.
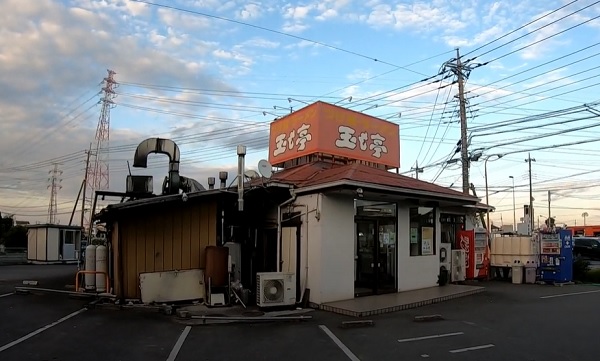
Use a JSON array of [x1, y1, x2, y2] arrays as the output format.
[[456, 228, 489, 279], [539, 229, 573, 283]]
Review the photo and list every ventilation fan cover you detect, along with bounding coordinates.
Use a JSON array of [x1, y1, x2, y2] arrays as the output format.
[[262, 279, 284, 302]]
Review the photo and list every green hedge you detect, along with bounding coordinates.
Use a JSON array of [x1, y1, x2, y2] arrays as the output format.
[[583, 269, 600, 283]]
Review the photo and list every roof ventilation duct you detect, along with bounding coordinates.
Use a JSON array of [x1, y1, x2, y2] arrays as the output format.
[[219, 172, 228, 190], [132, 137, 205, 195]]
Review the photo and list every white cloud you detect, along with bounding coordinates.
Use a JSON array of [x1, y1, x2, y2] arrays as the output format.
[[237, 3, 262, 20], [364, 3, 467, 32], [316, 8, 338, 21], [282, 22, 309, 33], [284, 5, 314, 20]]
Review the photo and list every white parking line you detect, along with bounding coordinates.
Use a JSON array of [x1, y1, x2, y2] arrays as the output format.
[[0, 293, 13, 298], [397, 332, 464, 343], [319, 325, 361, 361], [449, 344, 495, 353], [540, 289, 600, 299], [166, 326, 191, 361], [0, 308, 86, 353]]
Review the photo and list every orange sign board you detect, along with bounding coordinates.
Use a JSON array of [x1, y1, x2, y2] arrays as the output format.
[[268, 101, 400, 168]]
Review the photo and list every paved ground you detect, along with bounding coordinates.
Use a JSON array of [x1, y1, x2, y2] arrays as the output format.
[[1, 265, 600, 360], [588, 260, 600, 269]]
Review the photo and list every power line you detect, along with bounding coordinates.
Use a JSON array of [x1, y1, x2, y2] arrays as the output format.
[[131, 0, 427, 75]]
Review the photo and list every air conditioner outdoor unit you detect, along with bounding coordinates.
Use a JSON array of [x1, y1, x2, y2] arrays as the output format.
[[451, 249, 466, 282], [439, 242, 452, 271], [256, 272, 296, 307]]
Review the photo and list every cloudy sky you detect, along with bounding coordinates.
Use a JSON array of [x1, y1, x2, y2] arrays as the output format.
[[1, 0, 600, 227]]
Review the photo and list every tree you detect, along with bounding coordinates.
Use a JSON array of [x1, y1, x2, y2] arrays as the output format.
[[0, 214, 15, 244], [582, 212, 589, 226], [1, 225, 27, 248]]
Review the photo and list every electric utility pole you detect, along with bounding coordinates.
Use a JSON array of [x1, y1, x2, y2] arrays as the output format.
[[411, 161, 424, 180], [526, 153, 536, 234], [456, 49, 470, 195]]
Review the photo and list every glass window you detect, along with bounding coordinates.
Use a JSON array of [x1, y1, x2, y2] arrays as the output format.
[[355, 200, 397, 218], [64, 231, 75, 245], [409, 207, 436, 256]]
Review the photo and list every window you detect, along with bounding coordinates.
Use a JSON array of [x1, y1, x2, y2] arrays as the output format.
[[60, 230, 75, 245], [440, 213, 465, 246], [355, 200, 397, 217], [410, 207, 436, 256]]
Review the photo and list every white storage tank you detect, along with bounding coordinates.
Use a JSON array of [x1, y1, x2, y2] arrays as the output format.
[[95, 245, 108, 293], [85, 245, 97, 291]]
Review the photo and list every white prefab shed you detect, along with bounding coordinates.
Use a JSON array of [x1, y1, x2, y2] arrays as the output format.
[[27, 224, 83, 264]]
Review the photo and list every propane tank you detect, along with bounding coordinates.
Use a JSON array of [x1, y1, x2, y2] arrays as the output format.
[[95, 245, 108, 293], [84, 245, 97, 291]]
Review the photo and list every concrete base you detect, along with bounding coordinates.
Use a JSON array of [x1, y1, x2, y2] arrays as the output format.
[[321, 285, 485, 317]]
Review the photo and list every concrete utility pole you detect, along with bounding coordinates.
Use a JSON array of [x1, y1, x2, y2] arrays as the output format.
[[80, 145, 92, 229], [525, 153, 536, 234], [547, 190, 551, 227], [411, 161, 424, 180], [455, 49, 470, 194]]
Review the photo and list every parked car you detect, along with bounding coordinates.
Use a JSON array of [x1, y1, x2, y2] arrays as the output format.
[[573, 237, 600, 260]]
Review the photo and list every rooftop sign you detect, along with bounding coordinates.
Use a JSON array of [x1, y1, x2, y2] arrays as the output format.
[[268, 101, 400, 168]]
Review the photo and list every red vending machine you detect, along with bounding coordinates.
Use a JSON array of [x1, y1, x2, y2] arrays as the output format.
[[456, 228, 489, 279]]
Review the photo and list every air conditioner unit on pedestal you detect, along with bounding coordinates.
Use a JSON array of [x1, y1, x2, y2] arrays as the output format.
[[440, 243, 452, 271], [451, 249, 466, 282], [256, 272, 296, 307]]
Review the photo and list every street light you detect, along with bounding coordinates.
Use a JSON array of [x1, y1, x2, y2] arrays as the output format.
[[485, 154, 504, 240], [509, 176, 516, 232]]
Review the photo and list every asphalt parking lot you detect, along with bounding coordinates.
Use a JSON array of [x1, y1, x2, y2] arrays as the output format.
[[1, 265, 600, 361]]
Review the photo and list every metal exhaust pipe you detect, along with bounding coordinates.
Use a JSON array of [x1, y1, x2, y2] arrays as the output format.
[[237, 145, 246, 212], [219, 172, 228, 190]]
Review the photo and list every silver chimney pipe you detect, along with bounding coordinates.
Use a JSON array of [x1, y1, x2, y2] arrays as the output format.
[[207, 177, 215, 190], [219, 172, 228, 190], [237, 145, 246, 212]]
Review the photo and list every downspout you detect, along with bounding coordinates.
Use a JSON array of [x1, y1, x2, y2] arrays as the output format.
[[277, 189, 296, 272]]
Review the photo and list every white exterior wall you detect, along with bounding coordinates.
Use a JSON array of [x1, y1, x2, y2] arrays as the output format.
[[318, 194, 355, 303], [47, 228, 60, 261], [290, 194, 455, 304], [292, 194, 321, 304], [293, 193, 355, 304], [396, 205, 441, 291]]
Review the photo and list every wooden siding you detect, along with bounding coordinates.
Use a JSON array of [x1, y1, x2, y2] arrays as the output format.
[[115, 200, 217, 299]]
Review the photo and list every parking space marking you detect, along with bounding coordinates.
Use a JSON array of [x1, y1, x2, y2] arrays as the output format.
[[319, 325, 361, 361], [0, 308, 86, 353], [540, 290, 600, 299], [0, 293, 13, 298], [166, 326, 191, 361], [397, 332, 464, 343], [449, 344, 495, 353]]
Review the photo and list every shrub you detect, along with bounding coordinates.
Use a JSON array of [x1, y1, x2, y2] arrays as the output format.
[[584, 269, 600, 283], [573, 258, 591, 281]]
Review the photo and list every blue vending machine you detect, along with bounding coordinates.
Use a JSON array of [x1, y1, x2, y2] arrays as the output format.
[[539, 229, 573, 283]]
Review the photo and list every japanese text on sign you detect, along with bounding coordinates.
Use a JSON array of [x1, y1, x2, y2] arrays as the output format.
[[334, 125, 388, 158], [272, 123, 313, 157]]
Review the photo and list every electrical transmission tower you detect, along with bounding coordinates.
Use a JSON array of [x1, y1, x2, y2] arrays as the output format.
[[82, 69, 117, 232], [47, 163, 63, 224]]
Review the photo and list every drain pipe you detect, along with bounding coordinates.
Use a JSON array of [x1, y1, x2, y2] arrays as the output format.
[[277, 189, 296, 272], [237, 145, 246, 212]]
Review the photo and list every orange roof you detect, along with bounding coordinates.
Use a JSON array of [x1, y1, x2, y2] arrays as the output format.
[[267, 161, 478, 202]]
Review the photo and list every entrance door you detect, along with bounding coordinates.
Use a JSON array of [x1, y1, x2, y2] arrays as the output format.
[[355, 219, 397, 297]]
